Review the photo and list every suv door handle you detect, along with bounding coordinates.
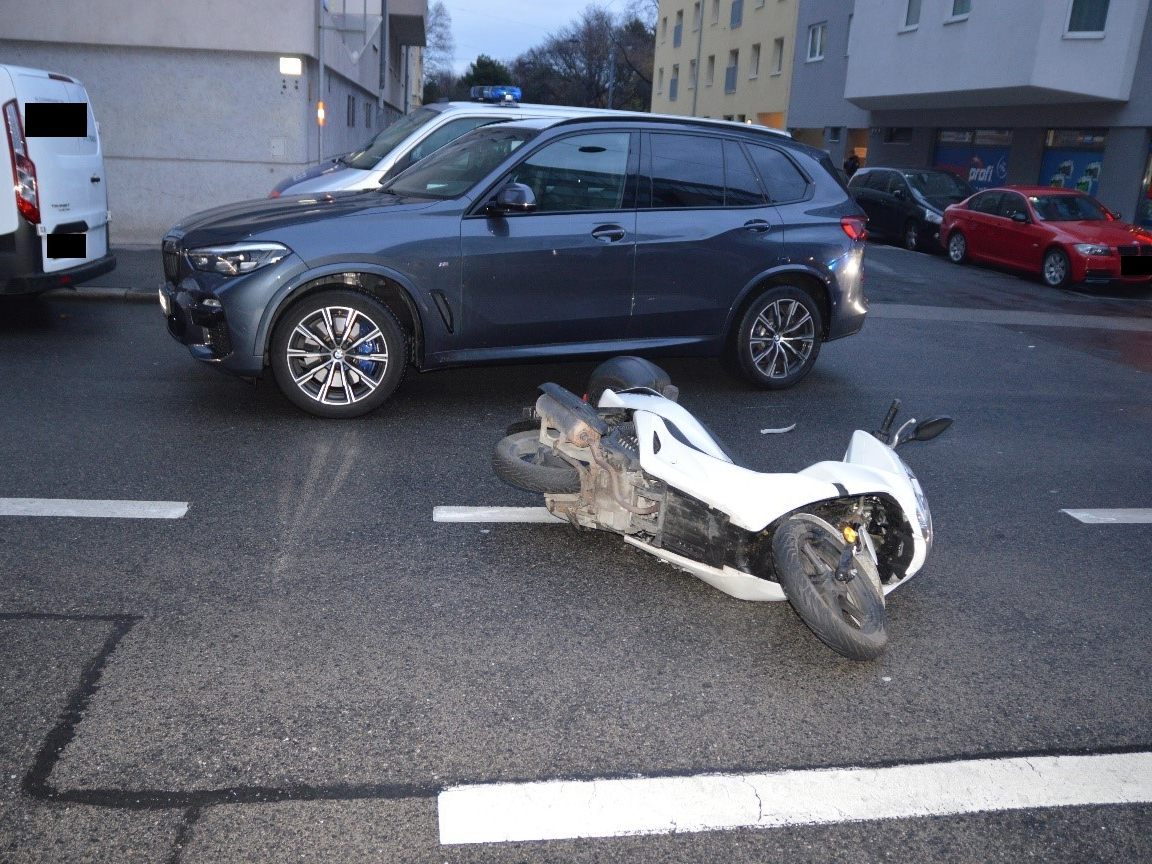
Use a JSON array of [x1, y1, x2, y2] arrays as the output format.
[[744, 219, 771, 233], [90, 175, 102, 184], [591, 225, 626, 243]]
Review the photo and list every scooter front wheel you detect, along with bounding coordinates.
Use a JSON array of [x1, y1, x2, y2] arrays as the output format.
[[772, 515, 888, 661]]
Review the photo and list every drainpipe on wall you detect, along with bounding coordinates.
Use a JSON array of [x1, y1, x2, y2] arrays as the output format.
[[317, 0, 326, 160], [690, 11, 704, 117]]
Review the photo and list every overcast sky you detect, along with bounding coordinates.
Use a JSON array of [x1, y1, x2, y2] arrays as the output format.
[[442, 0, 628, 72]]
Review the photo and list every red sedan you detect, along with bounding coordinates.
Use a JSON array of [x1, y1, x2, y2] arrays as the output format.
[[940, 186, 1152, 288]]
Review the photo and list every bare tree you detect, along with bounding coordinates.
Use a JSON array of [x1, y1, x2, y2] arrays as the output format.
[[422, 1, 455, 82], [512, 4, 653, 110]]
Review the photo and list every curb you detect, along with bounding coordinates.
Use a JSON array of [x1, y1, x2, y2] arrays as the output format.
[[41, 287, 157, 305]]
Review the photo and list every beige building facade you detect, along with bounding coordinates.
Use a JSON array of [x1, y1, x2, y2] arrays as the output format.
[[650, 0, 798, 129]]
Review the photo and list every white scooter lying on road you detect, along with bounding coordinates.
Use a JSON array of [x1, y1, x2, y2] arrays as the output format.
[[493, 358, 951, 660]]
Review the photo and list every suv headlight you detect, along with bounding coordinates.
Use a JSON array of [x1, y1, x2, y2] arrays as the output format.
[[188, 242, 292, 276], [1073, 243, 1112, 257]]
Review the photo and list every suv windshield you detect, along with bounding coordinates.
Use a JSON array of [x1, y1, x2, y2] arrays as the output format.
[[905, 171, 972, 199], [384, 126, 538, 200], [342, 106, 441, 170], [1029, 194, 1109, 222]]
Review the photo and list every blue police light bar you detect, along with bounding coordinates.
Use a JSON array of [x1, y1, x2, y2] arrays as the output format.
[[470, 85, 522, 103]]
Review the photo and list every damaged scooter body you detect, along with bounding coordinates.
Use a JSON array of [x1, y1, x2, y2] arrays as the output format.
[[494, 357, 950, 660], [564, 389, 928, 602]]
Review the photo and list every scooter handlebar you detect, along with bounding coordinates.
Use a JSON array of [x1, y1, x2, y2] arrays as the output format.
[[875, 399, 901, 443]]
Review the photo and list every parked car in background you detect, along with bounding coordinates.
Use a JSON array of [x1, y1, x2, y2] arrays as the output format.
[[941, 186, 1152, 289], [269, 93, 641, 198], [1, 63, 115, 294], [848, 167, 973, 252], [162, 115, 867, 418]]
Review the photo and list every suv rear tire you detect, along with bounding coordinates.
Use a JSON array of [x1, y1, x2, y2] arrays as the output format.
[[731, 286, 822, 390]]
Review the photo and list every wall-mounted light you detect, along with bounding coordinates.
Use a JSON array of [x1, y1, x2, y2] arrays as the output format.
[[280, 57, 303, 76]]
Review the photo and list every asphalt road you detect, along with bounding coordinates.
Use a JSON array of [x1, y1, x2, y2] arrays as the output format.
[[1, 244, 1150, 862]]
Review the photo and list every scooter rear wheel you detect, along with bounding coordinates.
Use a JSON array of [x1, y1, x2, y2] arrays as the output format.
[[772, 515, 888, 661], [492, 431, 581, 494]]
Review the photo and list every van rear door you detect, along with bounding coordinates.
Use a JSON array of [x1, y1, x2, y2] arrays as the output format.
[[13, 69, 109, 274]]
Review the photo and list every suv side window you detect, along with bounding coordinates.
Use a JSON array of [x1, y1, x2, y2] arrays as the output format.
[[746, 143, 810, 203], [647, 133, 727, 208], [724, 140, 767, 206], [509, 131, 631, 213]]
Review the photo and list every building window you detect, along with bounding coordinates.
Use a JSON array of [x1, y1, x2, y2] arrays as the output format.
[[657, 67, 664, 94], [749, 43, 761, 77], [827, 127, 842, 143], [951, 0, 971, 16], [884, 127, 914, 144], [364, 101, 373, 128], [771, 37, 784, 73], [807, 22, 826, 60], [705, 54, 716, 86], [725, 50, 739, 92], [731, 0, 744, 29], [670, 64, 680, 101], [674, 10, 683, 46], [661, 16, 667, 42], [903, 0, 921, 28], [1067, 0, 1109, 32], [693, 1, 701, 29], [846, 13, 853, 54], [689, 59, 697, 88], [347, 94, 355, 127], [711, 0, 720, 25]]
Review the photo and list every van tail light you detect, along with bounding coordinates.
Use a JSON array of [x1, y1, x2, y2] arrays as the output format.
[[3, 100, 40, 225], [841, 215, 867, 242]]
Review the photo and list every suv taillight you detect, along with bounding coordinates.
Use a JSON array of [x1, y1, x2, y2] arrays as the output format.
[[3, 99, 40, 225], [841, 215, 867, 241]]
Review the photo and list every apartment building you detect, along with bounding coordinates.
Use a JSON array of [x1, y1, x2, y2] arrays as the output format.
[[651, 0, 799, 129], [0, 0, 426, 243], [843, 0, 1152, 225], [786, 0, 869, 169]]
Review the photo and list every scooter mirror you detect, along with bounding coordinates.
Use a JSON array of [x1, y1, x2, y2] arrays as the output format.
[[913, 417, 953, 442]]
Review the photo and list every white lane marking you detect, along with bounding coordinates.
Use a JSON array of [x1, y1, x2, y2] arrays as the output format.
[[433, 506, 564, 524], [1062, 508, 1152, 524], [438, 752, 1152, 845], [0, 498, 189, 519], [869, 303, 1152, 332]]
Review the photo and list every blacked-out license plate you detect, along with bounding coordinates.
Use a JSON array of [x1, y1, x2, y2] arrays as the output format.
[[1120, 255, 1152, 276]]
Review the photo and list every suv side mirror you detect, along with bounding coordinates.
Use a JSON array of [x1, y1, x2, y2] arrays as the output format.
[[488, 183, 537, 214]]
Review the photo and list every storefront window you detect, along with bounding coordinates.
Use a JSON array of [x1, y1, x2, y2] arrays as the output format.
[[1138, 146, 1152, 227], [933, 129, 1012, 190], [1040, 128, 1107, 196]]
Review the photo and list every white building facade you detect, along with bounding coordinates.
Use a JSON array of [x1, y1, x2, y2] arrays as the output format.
[[842, 0, 1152, 225], [0, 0, 426, 244]]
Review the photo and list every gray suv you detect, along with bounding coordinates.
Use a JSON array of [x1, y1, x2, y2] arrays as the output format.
[[161, 116, 868, 418]]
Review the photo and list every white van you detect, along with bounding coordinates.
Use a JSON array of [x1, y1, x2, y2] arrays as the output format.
[[269, 95, 645, 198], [1, 64, 115, 294]]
